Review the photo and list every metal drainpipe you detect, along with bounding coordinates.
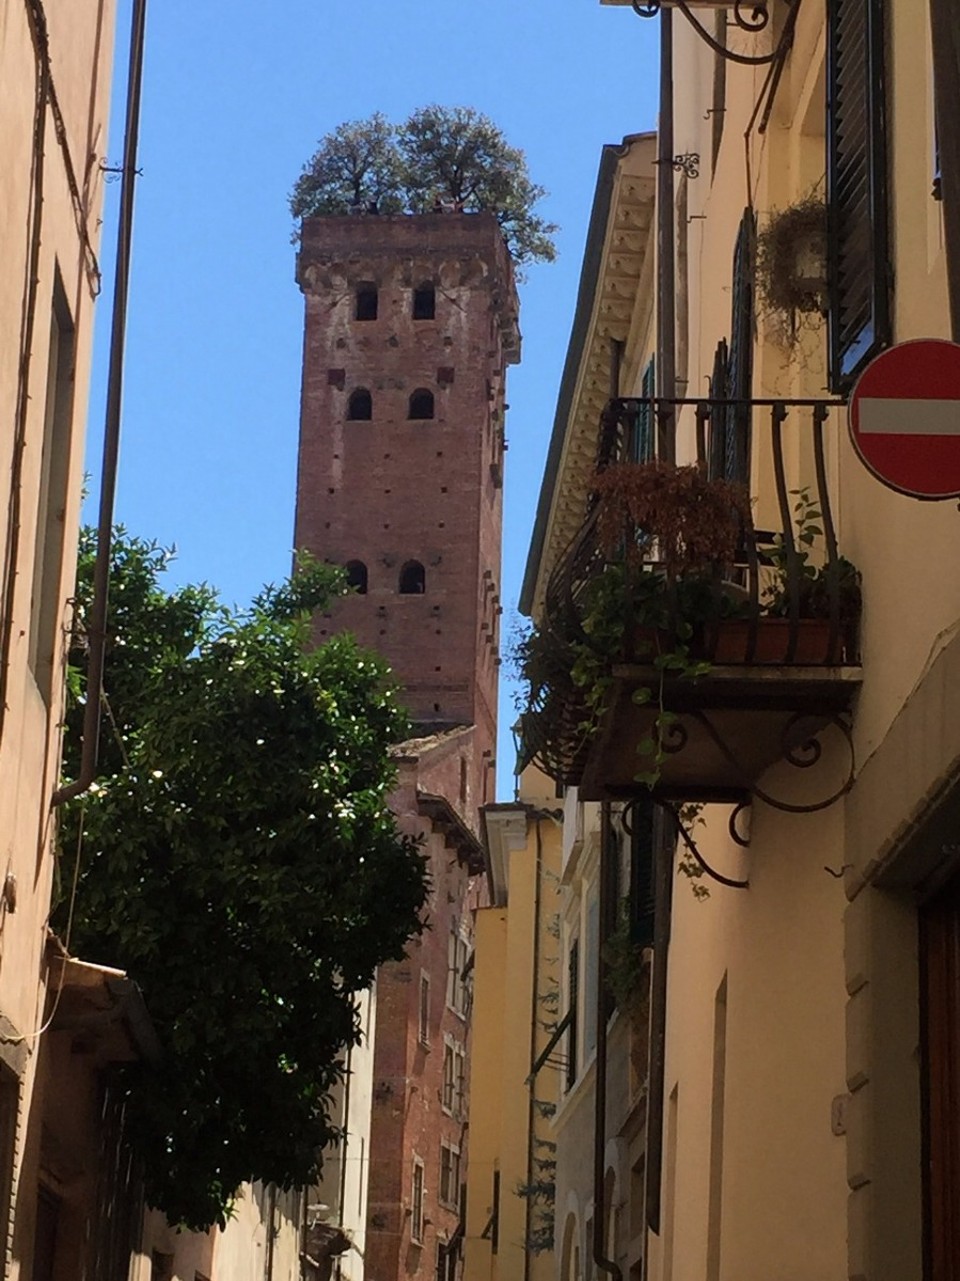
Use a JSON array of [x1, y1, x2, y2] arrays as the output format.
[[656, 6, 677, 465], [52, 0, 147, 807], [592, 804, 621, 1281], [523, 815, 545, 1281], [929, 0, 960, 340]]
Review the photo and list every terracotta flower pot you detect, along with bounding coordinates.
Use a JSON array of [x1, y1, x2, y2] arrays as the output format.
[[712, 617, 841, 665]]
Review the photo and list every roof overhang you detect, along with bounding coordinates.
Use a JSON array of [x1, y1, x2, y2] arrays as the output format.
[[47, 946, 161, 1065], [521, 133, 657, 618], [417, 791, 485, 874]]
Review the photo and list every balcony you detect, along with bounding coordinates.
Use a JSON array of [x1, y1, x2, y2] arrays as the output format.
[[520, 397, 861, 806]]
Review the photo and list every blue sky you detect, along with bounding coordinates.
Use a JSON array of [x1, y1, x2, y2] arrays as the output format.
[[88, 0, 660, 797]]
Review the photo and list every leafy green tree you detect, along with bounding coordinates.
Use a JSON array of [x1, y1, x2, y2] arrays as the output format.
[[290, 111, 405, 219], [58, 530, 428, 1230], [290, 106, 557, 270], [398, 105, 557, 269]]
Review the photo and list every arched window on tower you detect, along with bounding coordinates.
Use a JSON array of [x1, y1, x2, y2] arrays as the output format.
[[399, 561, 426, 594], [355, 284, 378, 321], [413, 283, 436, 320], [408, 389, 435, 420], [347, 388, 372, 421], [345, 560, 368, 594]]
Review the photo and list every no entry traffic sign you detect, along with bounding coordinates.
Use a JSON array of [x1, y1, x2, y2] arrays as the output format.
[[849, 339, 960, 500]]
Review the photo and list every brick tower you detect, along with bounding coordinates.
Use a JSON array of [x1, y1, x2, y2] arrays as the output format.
[[294, 211, 519, 813], [293, 211, 520, 1281]]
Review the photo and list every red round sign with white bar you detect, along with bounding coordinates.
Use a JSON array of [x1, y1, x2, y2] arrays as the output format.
[[849, 339, 960, 500]]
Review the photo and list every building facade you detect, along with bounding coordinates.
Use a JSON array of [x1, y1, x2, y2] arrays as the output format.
[[522, 2, 960, 1279], [463, 768, 562, 1281], [294, 210, 520, 1281], [0, 2, 120, 1275]]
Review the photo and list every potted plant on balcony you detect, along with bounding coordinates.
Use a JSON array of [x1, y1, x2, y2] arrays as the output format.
[[756, 196, 827, 345], [712, 488, 862, 664]]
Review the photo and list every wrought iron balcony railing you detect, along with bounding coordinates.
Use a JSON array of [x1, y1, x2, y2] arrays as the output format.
[[520, 396, 862, 794]]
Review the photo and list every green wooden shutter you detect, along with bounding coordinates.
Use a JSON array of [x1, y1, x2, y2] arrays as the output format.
[[634, 356, 656, 462], [726, 208, 755, 485], [826, 0, 890, 390], [629, 795, 656, 950]]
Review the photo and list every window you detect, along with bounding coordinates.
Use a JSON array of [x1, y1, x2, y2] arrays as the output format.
[[0, 1066, 18, 1269], [355, 283, 378, 321], [826, 0, 890, 390], [345, 560, 368, 594], [442, 1038, 466, 1115], [629, 793, 656, 951], [708, 210, 755, 485], [409, 389, 435, 420], [418, 973, 431, 1045], [584, 892, 599, 1059], [150, 1254, 174, 1281], [565, 938, 579, 1091], [411, 1159, 425, 1243], [347, 388, 372, 421], [30, 271, 75, 704], [446, 922, 470, 1016], [439, 1143, 461, 1209], [633, 357, 655, 463], [399, 561, 426, 595], [413, 283, 436, 320]]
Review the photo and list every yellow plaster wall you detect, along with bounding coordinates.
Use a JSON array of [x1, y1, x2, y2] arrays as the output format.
[[465, 790, 561, 1281]]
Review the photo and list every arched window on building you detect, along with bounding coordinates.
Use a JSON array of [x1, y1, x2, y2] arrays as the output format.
[[399, 561, 426, 594], [413, 283, 436, 320], [347, 388, 372, 421], [408, 389, 435, 420], [355, 284, 378, 321], [345, 560, 368, 594]]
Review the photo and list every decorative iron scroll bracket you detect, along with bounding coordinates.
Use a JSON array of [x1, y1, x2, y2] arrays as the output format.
[[654, 152, 700, 179], [631, 0, 770, 33], [687, 709, 857, 815]]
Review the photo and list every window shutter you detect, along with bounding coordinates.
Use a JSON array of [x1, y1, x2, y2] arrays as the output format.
[[629, 795, 656, 951], [826, 0, 890, 390], [566, 941, 579, 1091], [725, 209, 755, 485], [634, 356, 656, 462]]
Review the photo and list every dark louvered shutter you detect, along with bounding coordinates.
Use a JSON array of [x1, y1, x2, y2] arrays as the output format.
[[634, 356, 656, 462], [826, 0, 890, 390], [726, 208, 755, 485], [629, 794, 656, 950], [566, 940, 579, 1091], [708, 338, 730, 481]]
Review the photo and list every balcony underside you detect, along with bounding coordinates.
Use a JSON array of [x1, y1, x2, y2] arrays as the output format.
[[577, 663, 862, 803]]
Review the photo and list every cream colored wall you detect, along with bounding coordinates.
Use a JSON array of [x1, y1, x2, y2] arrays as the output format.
[[136, 1186, 302, 1281], [308, 984, 376, 1281], [0, 3, 114, 1276], [465, 778, 561, 1281], [554, 799, 641, 1281], [646, 3, 952, 1281]]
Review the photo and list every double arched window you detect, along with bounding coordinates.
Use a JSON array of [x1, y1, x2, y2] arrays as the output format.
[[345, 560, 368, 594], [347, 388, 372, 421], [408, 389, 435, 420], [399, 561, 426, 594]]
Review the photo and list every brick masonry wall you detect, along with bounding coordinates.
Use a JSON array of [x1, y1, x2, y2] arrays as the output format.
[[294, 211, 518, 814], [292, 213, 518, 1281]]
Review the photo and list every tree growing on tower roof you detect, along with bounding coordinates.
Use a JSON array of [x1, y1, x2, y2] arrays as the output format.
[[57, 529, 429, 1231], [290, 105, 558, 271]]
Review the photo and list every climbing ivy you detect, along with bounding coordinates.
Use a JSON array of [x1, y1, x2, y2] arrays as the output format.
[[57, 529, 428, 1230]]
